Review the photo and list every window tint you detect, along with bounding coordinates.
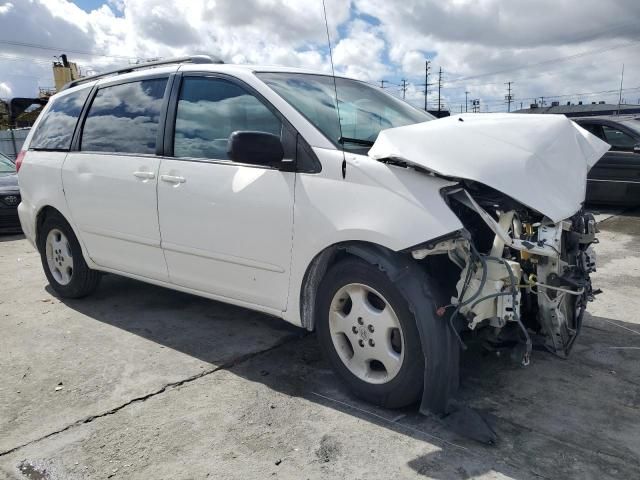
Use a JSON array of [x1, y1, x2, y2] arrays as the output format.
[[30, 88, 90, 150], [174, 77, 281, 160], [81, 78, 167, 154], [601, 125, 636, 151]]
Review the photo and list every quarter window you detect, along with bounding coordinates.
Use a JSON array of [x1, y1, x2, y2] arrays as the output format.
[[173, 77, 281, 160], [30, 88, 91, 150], [81, 78, 168, 154]]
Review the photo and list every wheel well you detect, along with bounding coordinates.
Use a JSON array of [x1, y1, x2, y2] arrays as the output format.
[[299, 241, 402, 331], [35, 206, 64, 251], [299, 241, 462, 332]]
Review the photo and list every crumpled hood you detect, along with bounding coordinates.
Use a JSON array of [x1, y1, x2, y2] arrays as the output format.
[[368, 113, 610, 222]]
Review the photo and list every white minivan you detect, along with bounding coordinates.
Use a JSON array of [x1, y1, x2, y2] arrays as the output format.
[[17, 56, 608, 413]]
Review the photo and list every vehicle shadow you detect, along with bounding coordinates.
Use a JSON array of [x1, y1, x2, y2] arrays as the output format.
[[0, 233, 24, 242], [51, 273, 640, 479]]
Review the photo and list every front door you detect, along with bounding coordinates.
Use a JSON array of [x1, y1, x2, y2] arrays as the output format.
[[157, 75, 295, 311], [62, 77, 170, 280], [584, 122, 640, 205]]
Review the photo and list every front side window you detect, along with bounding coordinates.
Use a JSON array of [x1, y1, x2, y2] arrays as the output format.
[[81, 78, 168, 154], [173, 76, 282, 160], [30, 88, 91, 150], [601, 125, 636, 151], [257, 72, 433, 152]]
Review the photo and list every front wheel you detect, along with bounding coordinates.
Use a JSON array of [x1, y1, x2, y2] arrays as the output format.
[[38, 213, 101, 298], [316, 258, 425, 408]]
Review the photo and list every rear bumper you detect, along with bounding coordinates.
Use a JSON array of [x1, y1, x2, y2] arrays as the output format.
[[17, 201, 36, 246]]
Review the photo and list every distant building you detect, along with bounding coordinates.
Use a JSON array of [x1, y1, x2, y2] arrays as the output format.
[[514, 101, 640, 117], [428, 109, 450, 118], [53, 54, 81, 91]]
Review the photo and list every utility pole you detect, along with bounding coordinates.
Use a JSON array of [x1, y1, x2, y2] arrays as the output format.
[[617, 64, 625, 115], [424, 60, 430, 111], [437, 67, 443, 113], [401, 79, 407, 100], [465, 91, 469, 113], [505, 81, 513, 112]]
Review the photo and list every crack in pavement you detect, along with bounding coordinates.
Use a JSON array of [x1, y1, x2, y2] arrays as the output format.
[[0, 333, 302, 458]]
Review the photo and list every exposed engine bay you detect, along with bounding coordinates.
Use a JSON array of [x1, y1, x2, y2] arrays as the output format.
[[412, 182, 598, 364]]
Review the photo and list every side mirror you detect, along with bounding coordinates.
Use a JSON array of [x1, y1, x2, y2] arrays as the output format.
[[634, 144, 640, 154], [227, 131, 284, 167]]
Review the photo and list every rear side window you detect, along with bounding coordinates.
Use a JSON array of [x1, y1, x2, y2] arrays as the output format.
[[30, 88, 90, 150], [81, 78, 168, 154], [173, 77, 281, 160]]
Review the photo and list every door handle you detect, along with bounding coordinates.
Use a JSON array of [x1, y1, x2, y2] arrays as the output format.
[[133, 171, 156, 180], [160, 174, 186, 184]]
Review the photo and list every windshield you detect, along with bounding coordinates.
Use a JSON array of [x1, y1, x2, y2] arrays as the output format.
[[0, 154, 16, 173], [257, 72, 433, 152]]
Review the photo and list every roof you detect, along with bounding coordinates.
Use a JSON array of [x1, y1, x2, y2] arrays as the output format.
[[60, 55, 333, 93]]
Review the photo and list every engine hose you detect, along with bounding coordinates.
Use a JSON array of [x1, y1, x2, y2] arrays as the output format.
[[458, 242, 489, 307], [447, 241, 490, 351]]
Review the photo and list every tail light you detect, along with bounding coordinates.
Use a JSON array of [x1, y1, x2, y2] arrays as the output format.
[[15, 150, 26, 172]]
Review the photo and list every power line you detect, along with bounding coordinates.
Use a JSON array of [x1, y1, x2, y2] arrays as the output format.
[[0, 39, 136, 60], [505, 81, 514, 112], [442, 85, 640, 108], [446, 39, 640, 85], [424, 60, 430, 111], [437, 67, 443, 112]]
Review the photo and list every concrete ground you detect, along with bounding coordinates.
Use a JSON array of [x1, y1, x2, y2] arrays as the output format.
[[1, 210, 639, 480]]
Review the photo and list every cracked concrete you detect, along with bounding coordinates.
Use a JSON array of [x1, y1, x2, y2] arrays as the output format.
[[1, 209, 639, 479]]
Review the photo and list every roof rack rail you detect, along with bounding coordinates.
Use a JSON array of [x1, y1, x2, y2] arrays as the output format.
[[61, 55, 222, 91]]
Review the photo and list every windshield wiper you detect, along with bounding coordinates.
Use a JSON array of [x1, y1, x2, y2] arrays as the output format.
[[338, 136, 375, 147]]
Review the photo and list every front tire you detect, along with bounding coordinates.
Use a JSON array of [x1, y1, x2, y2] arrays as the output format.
[[316, 258, 425, 408], [38, 213, 100, 298]]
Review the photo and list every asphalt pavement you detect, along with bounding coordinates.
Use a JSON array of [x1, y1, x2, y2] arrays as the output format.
[[1, 209, 639, 479]]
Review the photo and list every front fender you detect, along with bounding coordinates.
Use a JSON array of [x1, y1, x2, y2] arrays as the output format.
[[283, 148, 463, 326]]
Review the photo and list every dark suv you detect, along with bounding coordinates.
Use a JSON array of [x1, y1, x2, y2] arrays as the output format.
[[574, 115, 640, 206]]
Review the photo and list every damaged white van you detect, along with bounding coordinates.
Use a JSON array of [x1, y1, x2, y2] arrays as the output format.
[[17, 56, 609, 413]]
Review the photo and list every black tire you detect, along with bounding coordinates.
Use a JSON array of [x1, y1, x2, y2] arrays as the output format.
[[316, 258, 425, 408], [38, 212, 100, 298]]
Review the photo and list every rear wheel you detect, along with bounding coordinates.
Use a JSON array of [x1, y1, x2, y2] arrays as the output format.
[[38, 213, 100, 298], [316, 258, 425, 408]]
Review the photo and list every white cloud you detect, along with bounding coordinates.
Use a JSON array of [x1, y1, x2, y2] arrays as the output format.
[[0, 81, 11, 97], [333, 19, 389, 82]]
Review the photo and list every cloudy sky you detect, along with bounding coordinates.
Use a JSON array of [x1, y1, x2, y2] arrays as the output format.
[[1, 0, 639, 112]]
